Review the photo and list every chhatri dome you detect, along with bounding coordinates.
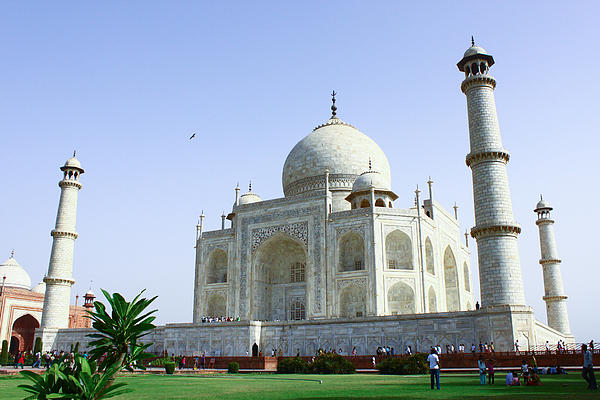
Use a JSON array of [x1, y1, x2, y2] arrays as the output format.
[[282, 92, 391, 197], [238, 182, 262, 205], [0, 251, 32, 290]]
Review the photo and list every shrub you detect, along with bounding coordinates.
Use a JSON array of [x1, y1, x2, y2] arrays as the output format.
[[228, 362, 240, 373], [377, 354, 428, 375], [164, 362, 176, 374], [0, 340, 7, 365], [308, 353, 354, 374], [277, 357, 308, 374], [150, 357, 174, 367], [34, 338, 42, 354]]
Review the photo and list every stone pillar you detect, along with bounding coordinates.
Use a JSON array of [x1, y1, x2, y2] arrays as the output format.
[[38, 154, 84, 350], [534, 198, 571, 334], [458, 43, 526, 307]]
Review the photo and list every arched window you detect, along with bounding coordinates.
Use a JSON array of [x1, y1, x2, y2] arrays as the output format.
[[480, 62, 487, 74], [463, 262, 470, 292], [207, 249, 228, 284], [290, 300, 305, 320], [428, 287, 437, 313], [388, 201, 393, 208], [339, 232, 365, 271], [339, 284, 366, 317], [444, 246, 460, 311], [206, 293, 226, 317], [360, 199, 370, 208], [425, 237, 434, 275], [290, 262, 305, 283], [385, 230, 413, 270], [471, 62, 479, 74], [465, 66, 471, 77], [375, 198, 385, 207], [387, 282, 415, 315]]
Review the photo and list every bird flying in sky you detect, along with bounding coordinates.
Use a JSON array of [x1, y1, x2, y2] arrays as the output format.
[[189, 133, 196, 140]]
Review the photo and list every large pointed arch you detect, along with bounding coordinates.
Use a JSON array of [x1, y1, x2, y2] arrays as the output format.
[[252, 233, 307, 320], [206, 249, 228, 284], [444, 246, 460, 311], [387, 282, 415, 315], [385, 230, 413, 270], [11, 314, 39, 352]]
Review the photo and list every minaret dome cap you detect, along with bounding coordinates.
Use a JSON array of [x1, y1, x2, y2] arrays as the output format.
[[60, 155, 85, 173], [535, 198, 552, 211], [457, 41, 495, 72]]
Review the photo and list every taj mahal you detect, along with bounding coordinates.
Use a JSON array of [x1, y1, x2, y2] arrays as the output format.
[[1, 41, 575, 356]]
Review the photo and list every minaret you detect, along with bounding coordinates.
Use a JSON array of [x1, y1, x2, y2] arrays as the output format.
[[38, 153, 84, 349], [534, 197, 571, 334], [458, 40, 526, 307]]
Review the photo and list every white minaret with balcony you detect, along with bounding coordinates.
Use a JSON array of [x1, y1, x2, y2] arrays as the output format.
[[457, 40, 526, 307], [534, 197, 571, 334], [37, 153, 84, 350]]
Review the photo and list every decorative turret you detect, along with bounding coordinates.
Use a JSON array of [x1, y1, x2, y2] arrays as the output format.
[[83, 290, 95, 309], [534, 196, 571, 334], [37, 152, 84, 350], [458, 40, 526, 307], [345, 160, 397, 209]]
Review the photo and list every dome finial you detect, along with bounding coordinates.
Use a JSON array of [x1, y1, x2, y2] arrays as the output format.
[[540, 194, 543, 201], [10, 249, 14, 258], [73, 150, 77, 157], [331, 90, 337, 118], [368, 158, 372, 170], [471, 35, 475, 46], [249, 180, 252, 192]]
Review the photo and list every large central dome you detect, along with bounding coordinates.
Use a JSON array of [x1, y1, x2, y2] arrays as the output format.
[[282, 116, 391, 197]]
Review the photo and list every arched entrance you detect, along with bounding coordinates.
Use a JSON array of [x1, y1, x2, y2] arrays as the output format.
[[252, 234, 307, 321], [9, 336, 20, 354], [443, 247, 460, 311], [11, 314, 39, 352]]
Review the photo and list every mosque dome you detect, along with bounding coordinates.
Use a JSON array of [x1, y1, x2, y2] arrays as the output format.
[[238, 191, 262, 205], [0, 253, 32, 290], [32, 281, 46, 294], [61, 153, 84, 172], [282, 116, 391, 196], [352, 169, 390, 192]]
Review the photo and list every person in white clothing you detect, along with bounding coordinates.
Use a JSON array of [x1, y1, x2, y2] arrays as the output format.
[[427, 349, 440, 390]]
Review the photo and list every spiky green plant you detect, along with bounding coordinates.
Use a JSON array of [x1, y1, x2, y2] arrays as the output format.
[[19, 289, 157, 399]]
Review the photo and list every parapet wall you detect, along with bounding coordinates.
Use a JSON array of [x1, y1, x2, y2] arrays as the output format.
[[48, 306, 571, 356]]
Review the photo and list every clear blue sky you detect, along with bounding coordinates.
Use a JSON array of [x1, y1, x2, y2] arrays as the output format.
[[1, 1, 598, 342]]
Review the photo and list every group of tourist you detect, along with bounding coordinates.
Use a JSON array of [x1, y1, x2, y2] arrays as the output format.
[[199, 316, 241, 323], [375, 346, 394, 356], [11, 349, 89, 370]]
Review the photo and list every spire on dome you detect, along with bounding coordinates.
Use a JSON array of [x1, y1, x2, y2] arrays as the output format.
[[471, 35, 475, 46], [331, 90, 337, 118], [73, 150, 77, 157], [368, 158, 372, 170], [249, 180, 252, 192], [10, 249, 14, 258]]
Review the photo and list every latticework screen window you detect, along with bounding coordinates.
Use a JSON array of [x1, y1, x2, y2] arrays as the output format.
[[290, 262, 305, 282], [290, 301, 306, 320]]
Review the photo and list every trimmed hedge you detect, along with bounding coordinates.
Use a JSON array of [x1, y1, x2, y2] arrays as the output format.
[[228, 362, 239, 373], [34, 338, 42, 354], [0, 340, 8, 365], [308, 353, 354, 374], [377, 354, 428, 375], [277, 357, 308, 373], [164, 362, 176, 374]]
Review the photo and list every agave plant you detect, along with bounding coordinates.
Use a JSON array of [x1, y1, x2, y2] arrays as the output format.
[[19, 289, 157, 400]]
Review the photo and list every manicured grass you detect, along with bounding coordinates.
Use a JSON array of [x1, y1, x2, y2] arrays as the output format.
[[1, 373, 598, 399]]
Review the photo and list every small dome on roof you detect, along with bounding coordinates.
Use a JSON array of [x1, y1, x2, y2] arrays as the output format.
[[464, 45, 488, 58], [60, 153, 84, 172], [85, 290, 95, 297], [32, 281, 46, 294], [238, 191, 262, 205], [352, 169, 390, 192], [0, 253, 32, 290]]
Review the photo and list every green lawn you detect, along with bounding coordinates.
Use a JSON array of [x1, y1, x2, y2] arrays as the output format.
[[1, 373, 598, 399]]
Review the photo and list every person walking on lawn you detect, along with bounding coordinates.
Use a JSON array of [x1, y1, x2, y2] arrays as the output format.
[[582, 344, 598, 390]]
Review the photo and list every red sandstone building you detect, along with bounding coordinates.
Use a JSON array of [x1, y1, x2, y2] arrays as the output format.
[[0, 252, 93, 353]]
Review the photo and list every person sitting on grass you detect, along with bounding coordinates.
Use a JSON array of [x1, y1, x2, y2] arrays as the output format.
[[527, 370, 542, 386], [506, 370, 520, 386]]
